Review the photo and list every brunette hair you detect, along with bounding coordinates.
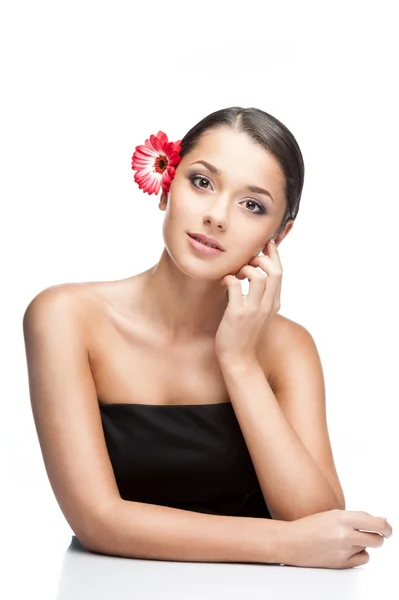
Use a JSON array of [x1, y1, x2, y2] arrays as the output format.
[[178, 107, 304, 233]]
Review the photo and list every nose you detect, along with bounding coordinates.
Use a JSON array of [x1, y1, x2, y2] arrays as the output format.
[[202, 195, 230, 230]]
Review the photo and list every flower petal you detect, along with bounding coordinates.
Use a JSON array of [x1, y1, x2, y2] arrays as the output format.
[[156, 131, 169, 146]]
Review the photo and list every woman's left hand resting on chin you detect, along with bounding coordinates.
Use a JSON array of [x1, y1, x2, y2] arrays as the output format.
[[215, 238, 281, 367]]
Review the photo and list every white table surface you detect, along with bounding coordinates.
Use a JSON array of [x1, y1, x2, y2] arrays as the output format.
[[6, 467, 397, 600], [6, 527, 397, 600]]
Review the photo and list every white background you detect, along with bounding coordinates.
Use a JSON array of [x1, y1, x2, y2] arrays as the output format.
[[1, 1, 398, 598]]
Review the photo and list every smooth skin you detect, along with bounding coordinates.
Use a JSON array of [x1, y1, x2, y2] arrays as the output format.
[[23, 126, 392, 568]]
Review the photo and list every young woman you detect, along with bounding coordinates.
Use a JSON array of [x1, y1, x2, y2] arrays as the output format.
[[23, 106, 392, 570]]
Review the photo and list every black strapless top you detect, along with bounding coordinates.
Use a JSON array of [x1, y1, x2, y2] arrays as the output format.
[[99, 401, 272, 519]]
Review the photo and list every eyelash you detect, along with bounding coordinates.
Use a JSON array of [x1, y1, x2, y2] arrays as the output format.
[[188, 174, 267, 215]]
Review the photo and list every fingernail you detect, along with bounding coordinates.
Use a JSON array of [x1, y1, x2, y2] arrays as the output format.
[[270, 238, 276, 244]]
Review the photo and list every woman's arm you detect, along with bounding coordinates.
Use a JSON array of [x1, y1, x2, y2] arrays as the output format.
[[219, 319, 345, 522], [88, 497, 286, 562], [22, 286, 287, 563]]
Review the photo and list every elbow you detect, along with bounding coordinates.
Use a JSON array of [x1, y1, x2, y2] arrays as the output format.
[[74, 501, 119, 555], [78, 524, 112, 555], [75, 534, 97, 553], [74, 525, 105, 554], [77, 530, 102, 554]]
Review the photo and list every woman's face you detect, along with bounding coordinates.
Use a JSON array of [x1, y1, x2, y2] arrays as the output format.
[[159, 126, 290, 280]]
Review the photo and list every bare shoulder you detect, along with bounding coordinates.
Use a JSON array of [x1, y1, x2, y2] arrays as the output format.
[[23, 282, 102, 336], [262, 313, 320, 389], [24, 281, 98, 307], [267, 313, 315, 348]]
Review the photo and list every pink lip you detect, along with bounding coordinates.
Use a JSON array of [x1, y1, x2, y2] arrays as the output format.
[[188, 232, 224, 251], [187, 234, 224, 255]]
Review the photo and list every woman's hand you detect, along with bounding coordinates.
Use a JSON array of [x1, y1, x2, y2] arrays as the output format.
[[215, 238, 282, 366], [277, 509, 393, 569]]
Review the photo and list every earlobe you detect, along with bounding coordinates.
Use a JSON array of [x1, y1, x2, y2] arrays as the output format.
[[159, 193, 168, 211]]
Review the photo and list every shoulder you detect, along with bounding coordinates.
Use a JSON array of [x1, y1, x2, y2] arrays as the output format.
[[22, 283, 96, 339], [268, 313, 316, 348], [261, 313, 321, 389]]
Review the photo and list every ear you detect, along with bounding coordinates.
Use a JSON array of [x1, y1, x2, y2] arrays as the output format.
[[260, 219, 295, 254], [275, 219, 294, 246], [159, 192, 168, 211]]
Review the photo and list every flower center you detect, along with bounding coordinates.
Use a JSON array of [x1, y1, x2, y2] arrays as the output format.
[[155, 155, 168, 173]]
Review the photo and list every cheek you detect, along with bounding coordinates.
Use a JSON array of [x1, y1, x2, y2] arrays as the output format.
[[167, 186, 192, 218]]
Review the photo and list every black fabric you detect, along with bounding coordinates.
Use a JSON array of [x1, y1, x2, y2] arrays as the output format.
[[99, 401, 272, 519]]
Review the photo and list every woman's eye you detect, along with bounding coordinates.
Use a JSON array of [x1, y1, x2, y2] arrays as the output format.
[[189, 174, 266, 214], [190, 175, 212, 190], [243, 199, 266, 214]]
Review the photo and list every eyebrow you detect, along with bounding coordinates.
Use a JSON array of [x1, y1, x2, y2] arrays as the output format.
[[189, 159, 275, 204]]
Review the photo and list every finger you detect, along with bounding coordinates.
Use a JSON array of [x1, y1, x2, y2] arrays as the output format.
[[351, 531, 385, 548], [248, 255, 282, 308], [248, 254, 274, 274], [349, 512, 393, 539], [235, 271, 247, 280], [222, 275, 244, 309], [237, 265, 266, 305], [261, 238, 283, 269]]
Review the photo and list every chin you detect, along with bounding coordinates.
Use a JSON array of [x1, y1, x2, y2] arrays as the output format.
[[166, 246, 228, 281]]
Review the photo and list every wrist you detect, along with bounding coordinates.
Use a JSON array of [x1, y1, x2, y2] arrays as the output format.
[[218, 356, 262, 374], [256, 518, 293, 565], [271, 519, 296, 566]]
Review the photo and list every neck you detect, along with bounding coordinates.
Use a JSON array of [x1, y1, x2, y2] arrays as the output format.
[[137, 248, 229, 342]]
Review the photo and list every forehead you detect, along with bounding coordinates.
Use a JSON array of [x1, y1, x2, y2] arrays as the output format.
[[185, 127, 285, 198]]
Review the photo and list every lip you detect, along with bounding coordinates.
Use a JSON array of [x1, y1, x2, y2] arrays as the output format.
[[187, 233, 225, 251], [187, 234, 224, 255]]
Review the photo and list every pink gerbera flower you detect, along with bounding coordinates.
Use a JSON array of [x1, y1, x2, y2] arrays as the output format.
[[131, 131, 182, 196]]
